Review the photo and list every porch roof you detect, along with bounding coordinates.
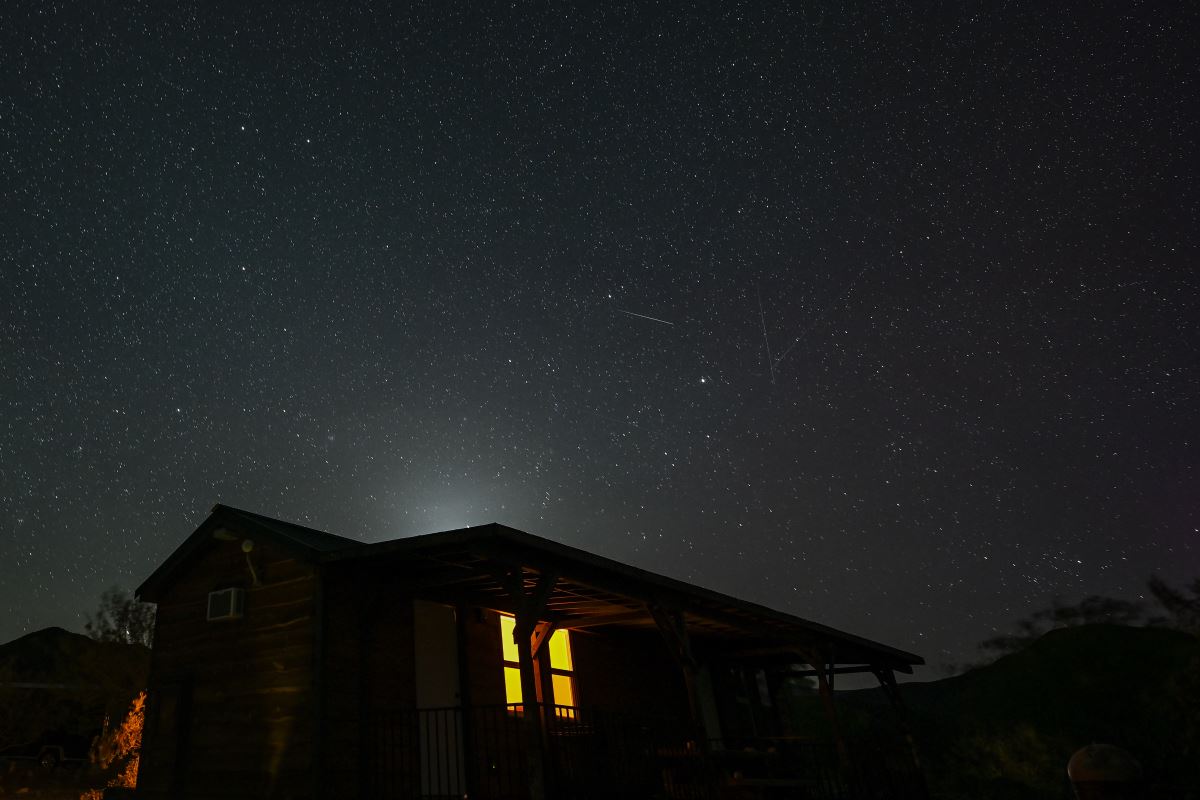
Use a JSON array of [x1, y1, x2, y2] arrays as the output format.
[[322, 522, 924, 673]]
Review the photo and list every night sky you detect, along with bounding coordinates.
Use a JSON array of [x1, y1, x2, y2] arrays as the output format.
[[2, 1, 1196, 674]]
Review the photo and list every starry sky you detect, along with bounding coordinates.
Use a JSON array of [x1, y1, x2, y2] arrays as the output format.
[[2, 1, 1197, 674]]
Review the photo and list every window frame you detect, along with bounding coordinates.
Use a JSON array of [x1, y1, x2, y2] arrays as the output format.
[[499, 614, 577, 716]]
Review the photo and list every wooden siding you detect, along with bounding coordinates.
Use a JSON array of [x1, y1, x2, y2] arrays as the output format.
[[138, 534, 316, 800], [318, 564, 418, 798], [460, 606, 507, 706], [570, 627, 691, 720], [140, 551, 731, 799]]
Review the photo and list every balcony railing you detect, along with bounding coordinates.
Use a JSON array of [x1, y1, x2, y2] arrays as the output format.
[[369, 704, 926, 800]]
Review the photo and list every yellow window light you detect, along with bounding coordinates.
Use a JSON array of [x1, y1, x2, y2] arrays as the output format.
[[504, 666, 523, 707], [500, 614, 519, 662], [499, 613, 576, 715], [548, 629, 573, 671], [552, 673, 575, 708]]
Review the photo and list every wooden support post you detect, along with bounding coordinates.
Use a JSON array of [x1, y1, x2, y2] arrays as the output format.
[[798, 646, 849, 767], [531, 620, 556, 710], [737, 666, 761, 738], [455, 603, 477, 800], [514, 608, 547, 800], [312, 565, 326, 800], [495, 568, 559, 800], [872, 666, 925, 779], [765, 668, 788, 736], [648, 605, 704, 728], [356, 594, 376, 800]]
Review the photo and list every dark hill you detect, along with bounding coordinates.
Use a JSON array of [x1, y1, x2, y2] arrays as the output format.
[[898, 623, 1197, 733], [826, 625, 1200, 799], [0, 626, 148, 691], [0, 627, 149, 752], [0, 626, 97, 683]]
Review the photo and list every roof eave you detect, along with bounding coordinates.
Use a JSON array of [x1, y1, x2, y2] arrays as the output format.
[[320, 523, 924, 668]]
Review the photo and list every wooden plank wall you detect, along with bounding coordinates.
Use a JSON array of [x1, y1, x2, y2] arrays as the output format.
[[138, 535, 316, 800], [570, 627, 691, 720], [136, 545, 715, 800], [319, 564, 417, 798], [460, 606, 506, 706]]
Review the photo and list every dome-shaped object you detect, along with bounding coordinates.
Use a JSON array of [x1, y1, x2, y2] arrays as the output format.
[[1067, 744, 1142, 783]]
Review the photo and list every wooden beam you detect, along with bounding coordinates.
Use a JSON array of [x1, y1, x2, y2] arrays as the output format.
[[558, 610, 649, 629], [490, 568, 559, 624], [721, 643, 875, 661], [781, 665, 879, 677], [648, 604, 703, 726], [530, 620, 555, 659]]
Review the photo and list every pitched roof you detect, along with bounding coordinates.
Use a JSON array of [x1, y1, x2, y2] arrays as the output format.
[[137, 506, 923, 670], [210, 505, 362, 553], [136, 504, 361, 600]]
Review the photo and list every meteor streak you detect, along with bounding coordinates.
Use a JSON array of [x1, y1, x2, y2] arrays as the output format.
[[617, 309, 675, 326]]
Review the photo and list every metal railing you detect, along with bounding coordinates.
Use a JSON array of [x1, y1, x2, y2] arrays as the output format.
[[369, 704, 926, 800]]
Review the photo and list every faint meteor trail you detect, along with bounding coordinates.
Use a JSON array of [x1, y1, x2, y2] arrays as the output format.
[[154, 72, 189, 94], [757, 286, 777, 385], [1077, 280, 1148, 294], [772, 262, 872, 369], [617, 309, 675, 326]]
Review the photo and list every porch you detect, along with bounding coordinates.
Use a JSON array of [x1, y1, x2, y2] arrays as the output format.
[[367, 703, 926, 800], [317, 523, 928, 799]]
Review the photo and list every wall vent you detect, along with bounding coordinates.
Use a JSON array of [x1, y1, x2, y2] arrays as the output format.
[[206, 587, 245, 621]]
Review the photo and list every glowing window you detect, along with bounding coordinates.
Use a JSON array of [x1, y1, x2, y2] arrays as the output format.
[[549, 629, 576, 718], [499, 615, 577, 714], [503, 666, 523, 707], [548, 628, 573, 671], [500, 614, 519, 663], [551, 673, 575, 708]]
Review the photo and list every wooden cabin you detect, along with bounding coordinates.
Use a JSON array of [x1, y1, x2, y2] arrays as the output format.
[[131, 505, 926, 800]]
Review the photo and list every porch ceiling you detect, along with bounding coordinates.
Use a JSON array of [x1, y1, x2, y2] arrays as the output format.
[[323, 525, 922, 672]]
